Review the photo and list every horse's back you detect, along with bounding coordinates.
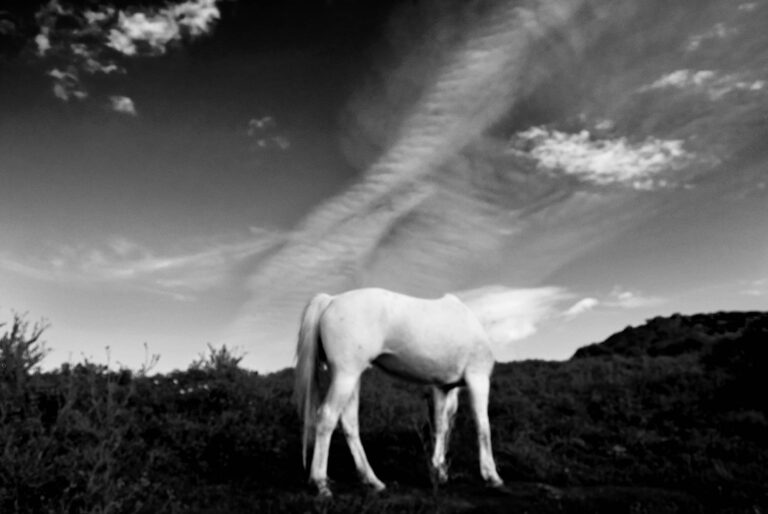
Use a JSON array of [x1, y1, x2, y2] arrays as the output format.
[[324, 288, 478, 336]]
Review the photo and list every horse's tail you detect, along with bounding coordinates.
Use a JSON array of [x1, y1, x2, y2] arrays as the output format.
[[294, 292, 333, 469]]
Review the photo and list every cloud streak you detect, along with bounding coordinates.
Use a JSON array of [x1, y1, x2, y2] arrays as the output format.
[[0, 232, 281, 301], [561, 286, 665, 320], [639, 69, 765, 101], [686, 23, 736, 52], [225, 0, 758, 369], [561, 288, 665, 319], [457, 286, 570, 351], [741, 278, 767, 297], [229, 1, 592, 348], [607, 288, 665, 309], [564, 297, 599, 318]]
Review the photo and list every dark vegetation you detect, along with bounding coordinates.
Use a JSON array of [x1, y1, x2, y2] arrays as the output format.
[[1, 312, 767, 513]]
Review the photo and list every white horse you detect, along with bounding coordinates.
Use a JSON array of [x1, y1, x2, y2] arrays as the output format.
[[294, 287, 504, 497]]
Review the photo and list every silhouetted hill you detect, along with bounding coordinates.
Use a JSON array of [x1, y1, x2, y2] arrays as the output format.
[[572, 311, 768, 359]]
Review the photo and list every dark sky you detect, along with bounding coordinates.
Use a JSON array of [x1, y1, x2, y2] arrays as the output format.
[[1, 0, 766, 372]]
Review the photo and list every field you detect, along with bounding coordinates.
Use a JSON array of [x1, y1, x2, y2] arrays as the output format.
[[2, 312, 767, 513]]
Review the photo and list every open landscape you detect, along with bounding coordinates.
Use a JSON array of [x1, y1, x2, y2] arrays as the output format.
[[3, 310, 766, 513], [2, 1, 767, 512]]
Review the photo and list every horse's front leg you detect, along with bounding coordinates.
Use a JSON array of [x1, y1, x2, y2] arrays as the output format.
[[466, 374, 504, 488], [431, 386, 459, 484]]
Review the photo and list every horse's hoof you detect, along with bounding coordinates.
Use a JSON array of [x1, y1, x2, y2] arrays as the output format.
[[486, 479, 505, 490], [430, 466, 449, 485], [366, 480, 386, 494], [314, 480, 333, 499], [486, 481, 514, 496]]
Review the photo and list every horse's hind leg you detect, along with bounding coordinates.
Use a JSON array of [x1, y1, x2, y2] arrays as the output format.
[[310, 372, 359, 497], [465, 373, 504, 487], [340, 381, 385, 492], [431, 386, 459, 484]]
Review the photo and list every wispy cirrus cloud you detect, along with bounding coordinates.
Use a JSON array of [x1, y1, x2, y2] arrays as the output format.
[[0, 231, 281, 301], [457, 286, 570, 350], [234, 0, 589, 306], [639, 69, 765, 100], [562, 288, 664, 319], [564, 297, 600, 318], [685, 22, 736, 52], [226, 1, 683, 365]]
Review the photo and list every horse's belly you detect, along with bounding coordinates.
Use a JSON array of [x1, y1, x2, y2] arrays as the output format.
[[373, 351, 464, 386]]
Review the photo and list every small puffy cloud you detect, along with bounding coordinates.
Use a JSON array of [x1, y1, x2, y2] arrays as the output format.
[[110, 95, 137, 116], [109, 11, 178, 55], [686, 23, 735, 51], [34, 0, 222, 107], [640, 69, 766, 100], [247, 116, 275, 133], [457, 286, 569, 348], [0, 17, 16, 36], [35, 31, 51, 55], [246, 116, 290, 151], [107, 0, 221, 56], [741, 278, 767, 296], [564, 297, 599, 318], [559, 288, 663, 316], [107, 28, 137, 56], [69, 41, 125, 74], [512, 128, 692, 190], [49, 68, 87, 101], [84, 8, 114, 25], [645, 69, 717, 89], [173, 0, 221, 36], [272, 136, 290, 150], [607, 287, 664, 309]]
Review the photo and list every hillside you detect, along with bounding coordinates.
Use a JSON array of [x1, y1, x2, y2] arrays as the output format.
[[1, 312, 767, 513], [572, 311, 768, 359]]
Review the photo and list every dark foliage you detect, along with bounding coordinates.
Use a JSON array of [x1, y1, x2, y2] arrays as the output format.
[[1, 312, 767, 513], [573, 311, 767, 359]]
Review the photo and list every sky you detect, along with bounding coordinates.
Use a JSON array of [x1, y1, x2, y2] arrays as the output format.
[[0, 0, 766, 373]]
